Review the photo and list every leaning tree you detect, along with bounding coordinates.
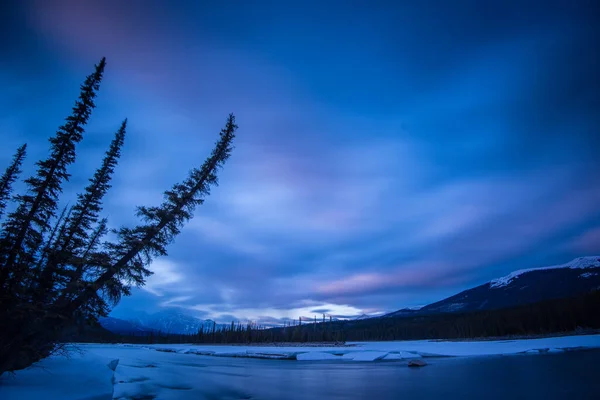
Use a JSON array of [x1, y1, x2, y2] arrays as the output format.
[[0, 58, 238, 375]]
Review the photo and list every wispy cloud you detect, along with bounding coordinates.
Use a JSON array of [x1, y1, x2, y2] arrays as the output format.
[[188, 302, 365, 323], [142, 259, 185, 297], [569, 227, 600, 254]]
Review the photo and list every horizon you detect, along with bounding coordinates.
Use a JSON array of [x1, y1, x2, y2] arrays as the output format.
[[1, 0, 599, 325]]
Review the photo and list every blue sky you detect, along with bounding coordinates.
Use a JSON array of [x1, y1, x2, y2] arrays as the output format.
[[1, 0, 599, 324]]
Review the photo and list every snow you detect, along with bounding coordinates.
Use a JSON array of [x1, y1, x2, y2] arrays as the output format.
[[134, 334, 600, 359], [347, 335, 600, 357], [297, 351, 341, 361], [580, 272, 598, 278], [243, 352, 295, 360], [113, 362, 202, 400], [2, 335, 600, 399], [490, 256, 600, 288], [548, 348, 563, 353], [0, 346, 116, 400], [382, 351, 423, 360], [445, 303, 466, 311], [341, 351, 388, 361]]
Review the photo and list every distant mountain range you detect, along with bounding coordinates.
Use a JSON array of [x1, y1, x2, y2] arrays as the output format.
[[386, 256, 600, 317], [97, 316, 153, 335], [100, 310, 226, 335]]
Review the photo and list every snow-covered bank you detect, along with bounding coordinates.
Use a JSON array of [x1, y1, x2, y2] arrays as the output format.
[[136, 333, 600, 360], [0, 349, 116, 400]]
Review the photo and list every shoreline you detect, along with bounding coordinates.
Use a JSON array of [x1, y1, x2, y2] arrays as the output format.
[[96, 328, 600, 347], [428, 328, 600, 343]]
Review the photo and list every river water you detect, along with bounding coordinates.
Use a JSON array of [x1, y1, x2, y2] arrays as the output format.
[[172, 349, 600, 399]]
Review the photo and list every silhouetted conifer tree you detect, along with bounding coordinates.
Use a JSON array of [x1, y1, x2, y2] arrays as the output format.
[[38, 121, 126, 304], [63, 114, 237, 314], [61, 120, 125, 254], [0, 57, 237, 376], [0, 144, 27, 220], [0, 58, 105, 288], [34, 204, 70, 272]]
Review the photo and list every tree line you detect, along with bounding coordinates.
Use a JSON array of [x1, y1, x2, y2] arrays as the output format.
[[0, 58, 238, 375]]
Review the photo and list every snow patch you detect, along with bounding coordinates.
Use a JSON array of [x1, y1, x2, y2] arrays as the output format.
[[296, 352, 340, 361], [490, 256, 600, 288], [382, 351, 423, 360], [0, 346, 115, 400], [341, 351, 388, 361], [580, 272, 598, 278], [444, 303, 466, 311], [548, 348, 563, 353], [243, 351, 296, 360]]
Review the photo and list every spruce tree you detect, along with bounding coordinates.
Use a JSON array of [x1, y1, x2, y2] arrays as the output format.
[[59, 120, 126, 255], [63, 114, 237, 314], [0, 144, 27, 220], [34, 204, 70, 272], [68, 217, 108, 288], [37, 121, 126, 302], [0, 58, 105, 287]]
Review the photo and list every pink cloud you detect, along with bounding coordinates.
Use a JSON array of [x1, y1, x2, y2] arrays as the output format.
[[570, 227, 600, 253], [317, 262, 468, 297], [459, 183, 600, 257], [28, 0, 310, 121]]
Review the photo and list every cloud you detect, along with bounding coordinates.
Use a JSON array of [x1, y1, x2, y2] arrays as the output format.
[[569, 227, 600, 254], [316, 261, 468, 298], [187, 215, 271, 257], [310, 308, 332, 314], [159, 296, 193, 307], [142, 259, 185, 297], [187, 302, 365, 323]]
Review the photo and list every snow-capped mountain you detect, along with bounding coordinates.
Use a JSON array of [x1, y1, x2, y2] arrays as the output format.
[[98, 317, 155, 335], [100, 310, 227, 335], [385, 256, 600, 317], [384, 307, 423, 318], [349, 312, 387, 320], [489, 256, 600, 288], [127, 310, 224, 335], [418, 256, 600, 314]]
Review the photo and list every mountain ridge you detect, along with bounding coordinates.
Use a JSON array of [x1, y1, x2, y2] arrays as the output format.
[[100, 310, 227, 335], [387, 256, 600, 317]]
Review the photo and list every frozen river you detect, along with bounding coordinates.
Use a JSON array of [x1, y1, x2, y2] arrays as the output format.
[[203, 350, 596, 400], [1, 338, 600, 399], [120, 347, 600, 400]]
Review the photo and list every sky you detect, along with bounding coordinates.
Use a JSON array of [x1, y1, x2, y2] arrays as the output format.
[[1, 0, 599, 324]]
